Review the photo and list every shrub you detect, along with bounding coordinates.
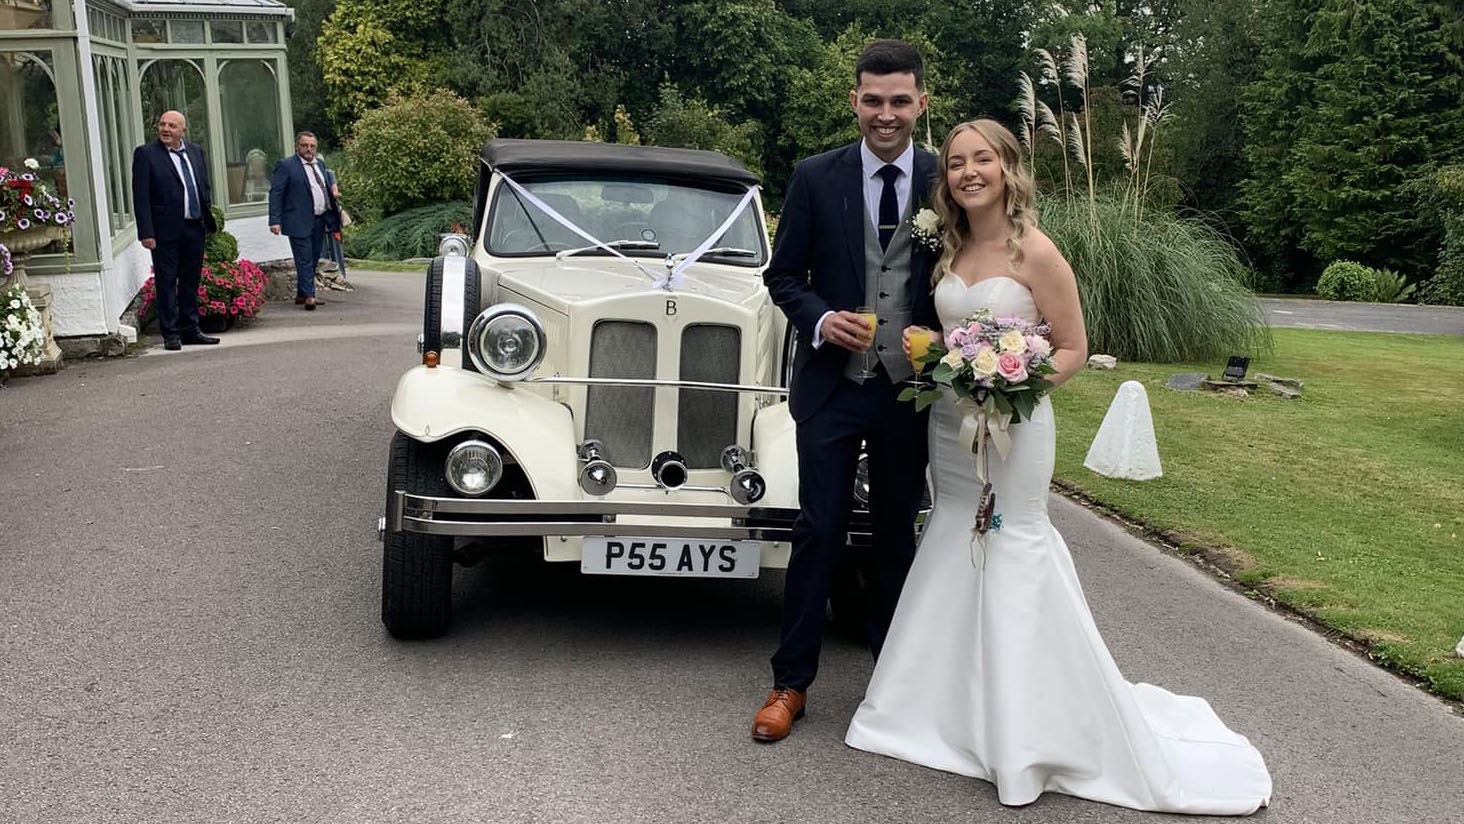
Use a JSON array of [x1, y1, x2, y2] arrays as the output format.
[[1316, 261, 1379, 302], [1417, 166, 1464, 306], [1040, 194, 1270, 363], [341, 91, 495, 220], [343, 201, 473, 261], [1, 280, 45, 373], [1372, 268, 1416, 304], [204, 206, 238, 266]]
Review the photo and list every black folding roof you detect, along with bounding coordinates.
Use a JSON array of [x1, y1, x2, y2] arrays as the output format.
[[480, 139, 760, 187]]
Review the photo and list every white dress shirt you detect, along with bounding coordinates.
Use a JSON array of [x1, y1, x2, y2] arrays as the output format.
[[166, 144, 200, 220], [812, 139, 916, 348], [301, 155, 328, 216]]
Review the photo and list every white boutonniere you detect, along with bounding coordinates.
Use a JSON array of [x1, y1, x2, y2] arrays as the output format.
[[910, 206, 941, 253]]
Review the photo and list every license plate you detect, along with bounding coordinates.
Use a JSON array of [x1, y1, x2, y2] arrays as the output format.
[[581, 537, 760, 578]]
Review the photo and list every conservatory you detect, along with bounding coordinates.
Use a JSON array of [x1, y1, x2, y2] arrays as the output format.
[[0, 0, 294, 340]]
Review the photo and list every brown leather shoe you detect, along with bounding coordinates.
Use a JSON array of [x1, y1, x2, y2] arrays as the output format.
[[751, 688, 806, 742]]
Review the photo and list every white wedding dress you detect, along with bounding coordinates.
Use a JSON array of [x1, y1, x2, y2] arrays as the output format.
[[845, 275, 1272, 815]]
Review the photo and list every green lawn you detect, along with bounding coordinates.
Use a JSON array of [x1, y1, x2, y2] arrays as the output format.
[[1050, 329, 1464, 700]]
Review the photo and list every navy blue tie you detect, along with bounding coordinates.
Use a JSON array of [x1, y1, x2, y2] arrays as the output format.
[[877, 164, 901, 251], [173, 148, 201, 220]]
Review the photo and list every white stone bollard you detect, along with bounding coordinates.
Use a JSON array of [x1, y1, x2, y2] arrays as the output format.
[[1084, 380, 1163, 480]]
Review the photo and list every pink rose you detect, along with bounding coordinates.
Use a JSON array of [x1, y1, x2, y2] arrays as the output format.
[[1026, 335, 1052, 358], [997, 351, 1028, 383]]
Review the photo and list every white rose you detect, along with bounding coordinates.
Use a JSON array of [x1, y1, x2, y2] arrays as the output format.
[[23, 158, 38, 170], [998, 329, 1027, 354], [914, 208, 940, 233], [940, 348, 964, 369]]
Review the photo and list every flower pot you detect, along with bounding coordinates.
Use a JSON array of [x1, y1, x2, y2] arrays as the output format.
[[198, 312, 236, 334]]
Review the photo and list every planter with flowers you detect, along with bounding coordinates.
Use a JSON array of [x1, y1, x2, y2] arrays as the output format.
[[0, 159, 73, 374], [1, 247, 47, 383], [140, 259, 269, 333]]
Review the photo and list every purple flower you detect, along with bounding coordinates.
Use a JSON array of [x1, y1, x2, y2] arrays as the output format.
[[22, 194, 32, 207], [54, 213, 69, 225], [16, 218, 29, 229], [20, 173, 34, 182], [960, 343, 981, 359], [0, 209, 6, 222], [33, 209, 47, 221], [66, 198, 75, 209]]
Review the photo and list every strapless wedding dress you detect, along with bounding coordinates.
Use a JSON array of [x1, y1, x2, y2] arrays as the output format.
[[845, 274, 1272, 815]]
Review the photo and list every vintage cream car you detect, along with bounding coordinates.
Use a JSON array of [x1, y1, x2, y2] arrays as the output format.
[[381, 139, 878, 638]]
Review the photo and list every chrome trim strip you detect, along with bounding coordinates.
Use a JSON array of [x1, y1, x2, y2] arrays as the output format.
[[525, 376, 790, 395], [402, 519, 795, 540], [406, 495, 796, 519], [440, 256, 467, 350]]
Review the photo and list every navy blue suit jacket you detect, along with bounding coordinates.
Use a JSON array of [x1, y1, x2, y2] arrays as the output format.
[[131, 139, 217, 242], [764, 142, 940, 423], [268, 155, 339, 238]]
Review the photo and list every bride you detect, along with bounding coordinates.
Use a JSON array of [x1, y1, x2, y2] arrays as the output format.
[[844, 119, 1273, 815]]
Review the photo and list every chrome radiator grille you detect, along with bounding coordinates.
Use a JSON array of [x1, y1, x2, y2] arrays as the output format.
[[585, 321, 656, 468], [678, 324, 741, 468]]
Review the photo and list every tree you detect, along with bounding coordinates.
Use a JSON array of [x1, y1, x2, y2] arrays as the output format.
[[1240, 0, 1464, 286], [642, 83, 764, 176], [283, 0, 338, 146], [317, 0, 450, 134]]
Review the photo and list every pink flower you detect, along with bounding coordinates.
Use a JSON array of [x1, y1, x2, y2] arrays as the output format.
[[1026, 335, 1052, 358], [997, 352, 1027, 383]]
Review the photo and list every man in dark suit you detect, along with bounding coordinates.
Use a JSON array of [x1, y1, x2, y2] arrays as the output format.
[[268, 131, 338, 310], [755, 40, 940, 742], [132, 110, 220, 351]]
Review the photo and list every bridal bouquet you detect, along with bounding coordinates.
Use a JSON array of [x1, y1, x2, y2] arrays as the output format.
[[899, 309, 1058, 562], [899, 309, 1058, 421]]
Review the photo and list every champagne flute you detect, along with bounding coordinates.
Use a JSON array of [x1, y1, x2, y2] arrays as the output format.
[[855, 304, 878, 379], [907, 327, 934, 373]]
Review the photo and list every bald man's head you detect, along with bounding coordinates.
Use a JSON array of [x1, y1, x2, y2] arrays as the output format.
[[157, 110, 186, 149]]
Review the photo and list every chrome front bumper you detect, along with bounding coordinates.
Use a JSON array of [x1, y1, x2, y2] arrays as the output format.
[[383, 492, 907, 545]]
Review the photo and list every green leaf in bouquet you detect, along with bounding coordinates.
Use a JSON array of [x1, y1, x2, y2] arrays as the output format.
[[991, 391, 1015, 416], [1011, 391, 1036, 422], [914, 388, 944, 412], [931, 362, 955, 383], [897, 386, 919, 402]]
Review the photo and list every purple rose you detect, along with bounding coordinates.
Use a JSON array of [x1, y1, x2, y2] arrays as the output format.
[[960, 343, 981, 359]]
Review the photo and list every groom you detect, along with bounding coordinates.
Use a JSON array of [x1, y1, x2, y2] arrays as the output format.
[[755, 39, 940, 742]]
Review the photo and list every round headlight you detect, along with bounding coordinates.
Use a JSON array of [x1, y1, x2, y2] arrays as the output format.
[[446, 439, 503, 496], [467, 304, 547, 381], [438, 233, 469, 257]]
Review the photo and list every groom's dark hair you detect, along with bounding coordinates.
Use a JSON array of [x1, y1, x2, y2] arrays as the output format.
[[855, 39, 924, 89]]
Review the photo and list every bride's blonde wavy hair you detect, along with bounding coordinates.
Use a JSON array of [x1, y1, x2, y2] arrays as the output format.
[[931, 118, 1037, 289]]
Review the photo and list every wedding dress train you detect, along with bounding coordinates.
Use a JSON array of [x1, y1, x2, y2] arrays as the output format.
[[845, 275, 1272, 815]]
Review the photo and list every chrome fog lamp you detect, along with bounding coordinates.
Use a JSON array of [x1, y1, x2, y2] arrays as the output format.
[[467, 304, 547, 381], [852, 453, 871, 506], [446, 439, 503, 496], [578, 439, 617, 495], [438, 233, 469, 257], [730, 468, 766, 505], [651, 450, 688, 490], [580, 460, 618, 496]]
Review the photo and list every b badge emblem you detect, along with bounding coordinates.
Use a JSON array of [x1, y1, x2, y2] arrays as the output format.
[[665, 299, 678, 316]]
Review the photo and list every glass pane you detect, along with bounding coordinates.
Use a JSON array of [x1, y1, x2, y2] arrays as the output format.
[[0, 50, 69, 250], [169, 20, 204, 44], [132, 18, 165, 44], [219, 60, 281, 205], [245, 21, 277, 44], [0, 1, 53, 31], [94, 55, 133, 230], [210, 21, 242, 44], [140, 59, 208, 155]]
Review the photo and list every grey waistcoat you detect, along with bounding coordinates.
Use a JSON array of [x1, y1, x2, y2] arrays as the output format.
[[845, 198, 916, 384]]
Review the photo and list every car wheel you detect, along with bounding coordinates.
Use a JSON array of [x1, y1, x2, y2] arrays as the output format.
[[382, 432, 454, 639], [421, 255, 482, 359]]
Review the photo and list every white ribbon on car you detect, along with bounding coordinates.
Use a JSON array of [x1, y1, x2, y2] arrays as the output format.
[[653, 186, 759, 291], [497, 171, 757, 292], [954, 397, 1013, 569]]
